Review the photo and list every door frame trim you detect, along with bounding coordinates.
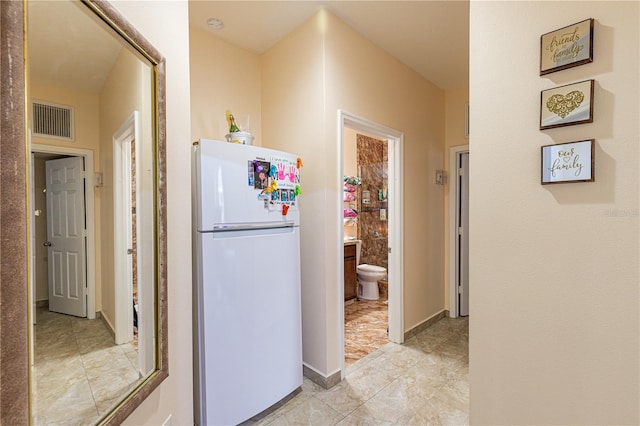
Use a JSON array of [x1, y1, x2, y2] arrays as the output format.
[[338, 110, 404, 378], [113, 112, 139, 345], [448, 145, 469, 318], [31, 144, 96, 320]]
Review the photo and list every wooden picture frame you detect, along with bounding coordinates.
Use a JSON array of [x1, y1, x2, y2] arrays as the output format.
[[541, 139, 595, 185], [540, 79, 594, 130], [540, 18, 594, 75]]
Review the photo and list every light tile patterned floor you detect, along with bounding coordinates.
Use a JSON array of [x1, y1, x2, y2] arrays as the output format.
[[33, 308, 141, 425], [248, 316, 469, 425]]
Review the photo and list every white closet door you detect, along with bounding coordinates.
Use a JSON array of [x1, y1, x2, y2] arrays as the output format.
[[459, 152, 470, 317], [46, 156, 87, 317]]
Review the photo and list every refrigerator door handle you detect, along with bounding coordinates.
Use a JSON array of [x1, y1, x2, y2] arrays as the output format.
[[206, 221, 296, 232]]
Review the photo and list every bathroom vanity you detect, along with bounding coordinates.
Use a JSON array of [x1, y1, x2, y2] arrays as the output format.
[[343, 240, 361, 301]]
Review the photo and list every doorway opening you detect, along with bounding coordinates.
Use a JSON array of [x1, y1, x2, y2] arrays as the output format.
[[338, 111, 404, 376], [30, 144, 96, 322], [112, 111, 154, 374], [449, 147, 469, 317], [113, 113, 138, 346]]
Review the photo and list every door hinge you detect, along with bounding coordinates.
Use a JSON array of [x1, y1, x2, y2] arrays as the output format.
[[458, 285, 463, 294], [458, 226, 463, 235], [388, 247, 392, 254], [82, 229, 87, 237]]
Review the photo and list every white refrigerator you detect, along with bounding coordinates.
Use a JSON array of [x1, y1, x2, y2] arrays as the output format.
[[193, 139, 303, 425]]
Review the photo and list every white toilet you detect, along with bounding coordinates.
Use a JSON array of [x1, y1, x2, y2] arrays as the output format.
[[356, 264, 387, 300]]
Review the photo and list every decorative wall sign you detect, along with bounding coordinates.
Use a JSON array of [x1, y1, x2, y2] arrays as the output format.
[[540, 18, 594, 75], [541, 139, 594, 184], [540, 79, 594, 130]]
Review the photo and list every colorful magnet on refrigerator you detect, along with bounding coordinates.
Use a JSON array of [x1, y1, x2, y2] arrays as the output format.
[[261, 180, 277, 194], [282, 204, 290, 216], [295, 185, 302, 196], [269, 164, 277, 178], [296, 157, 304, 168]]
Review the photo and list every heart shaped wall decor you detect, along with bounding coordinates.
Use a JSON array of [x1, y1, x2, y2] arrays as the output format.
[[546, 90, 585, 119]]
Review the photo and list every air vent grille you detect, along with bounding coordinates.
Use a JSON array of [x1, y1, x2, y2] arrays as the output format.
[[33, 101, 74, 141]]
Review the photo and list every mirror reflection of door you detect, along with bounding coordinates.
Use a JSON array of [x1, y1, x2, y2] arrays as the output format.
[[45, 156, 87, 317], [28, 0, 156, 424], [113, 114, 137, 346]]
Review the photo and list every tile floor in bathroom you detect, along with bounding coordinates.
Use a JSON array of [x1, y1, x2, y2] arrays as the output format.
[[247, 315, 469, 425], [32, 307, 141, 425], [344, 298, 389, 365]]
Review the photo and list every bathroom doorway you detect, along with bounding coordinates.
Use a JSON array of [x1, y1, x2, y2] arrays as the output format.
[[338, 111, 403, 375]]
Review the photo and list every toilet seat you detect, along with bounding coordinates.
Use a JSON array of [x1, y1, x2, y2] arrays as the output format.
[[357, 264, 386, 273]]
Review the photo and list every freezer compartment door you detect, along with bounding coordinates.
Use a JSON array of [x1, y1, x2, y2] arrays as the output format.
[[196, 226, 302, 426], [195, 139, 300, 230]]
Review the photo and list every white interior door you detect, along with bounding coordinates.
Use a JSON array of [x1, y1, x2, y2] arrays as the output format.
[[459, 152, 470, 317], [46, 156, 87, 317], [114, 128, 134, 345]]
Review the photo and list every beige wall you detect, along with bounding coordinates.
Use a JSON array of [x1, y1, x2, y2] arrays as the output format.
[[30, 82, 101, 151], [189, 26, 262, 144], [261, 11, 329, 373], [343, 127, 358, 178], [324, 11, 445, 337], [469, 2, 639, 424], [443, 87, 469, 309], [263, 9, 445, 377], [110, 0, 194, 424], [98, 48, 146, 327]]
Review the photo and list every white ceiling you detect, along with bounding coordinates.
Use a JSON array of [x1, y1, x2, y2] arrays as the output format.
[[189, 0, 470, 91], [28, 0, 123, 94], [28, 1, 469, 94]]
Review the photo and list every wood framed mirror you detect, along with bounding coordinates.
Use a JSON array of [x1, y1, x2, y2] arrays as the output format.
[[0, 0, 167, 424]]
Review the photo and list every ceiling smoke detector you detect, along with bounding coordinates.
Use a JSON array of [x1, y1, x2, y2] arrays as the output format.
[[207, 18, 224, 30]]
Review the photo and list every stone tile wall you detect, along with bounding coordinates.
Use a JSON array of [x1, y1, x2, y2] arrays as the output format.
[[356, 134, 388, 270]]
